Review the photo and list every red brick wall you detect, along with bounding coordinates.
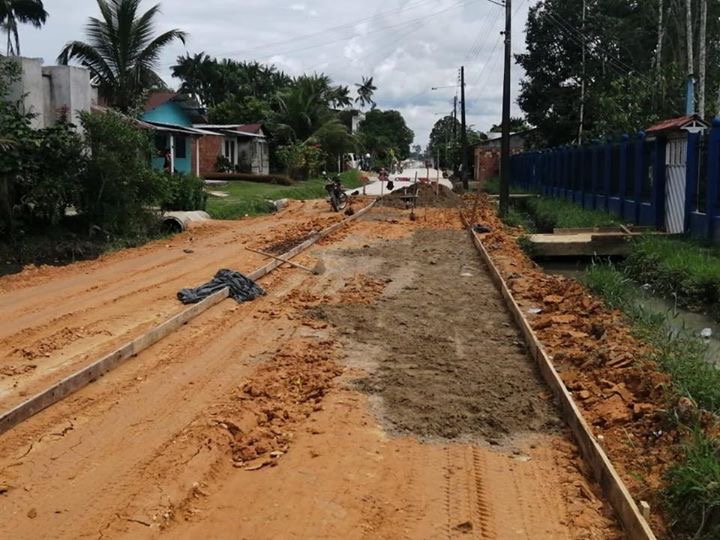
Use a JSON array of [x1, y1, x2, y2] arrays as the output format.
[[474, 147, 500, 183], [195, 135, 223, 176], [473, 145, 526, 184]]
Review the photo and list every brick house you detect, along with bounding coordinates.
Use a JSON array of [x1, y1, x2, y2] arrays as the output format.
[[141, 92, 269, 176], [472, 130, 533, 183]]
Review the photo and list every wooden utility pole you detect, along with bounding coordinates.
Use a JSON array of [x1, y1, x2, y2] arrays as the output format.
[[460, 66, 469, 191], [577, 0, 587, 144], [453, 95, 458, 172], [499, 0, 512, 218], [685, 0, 695, 114], [698, 0, 707, 117]]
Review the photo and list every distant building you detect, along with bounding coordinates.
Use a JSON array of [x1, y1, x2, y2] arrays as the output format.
[[5, 57, 94, 130], [472, 130, 533, 183], [141, 92, 270, 176]]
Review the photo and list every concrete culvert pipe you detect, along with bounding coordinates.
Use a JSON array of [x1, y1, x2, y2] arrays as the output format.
[[162, 211, 211, 233]]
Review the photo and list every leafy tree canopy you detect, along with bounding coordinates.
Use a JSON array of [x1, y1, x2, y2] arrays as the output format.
[[357, 109, 414, 162]]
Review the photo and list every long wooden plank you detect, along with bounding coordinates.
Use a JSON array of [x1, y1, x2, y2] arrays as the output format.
[[467, 228, 656, 540], [0, 200, 376, 436]]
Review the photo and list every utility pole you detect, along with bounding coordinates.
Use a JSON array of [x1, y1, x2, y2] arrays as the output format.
[[698, 0, 707, 117], [577, 0, 586, 144], [685, 0, 695, 114], [499, 0, 512, 218], [453, 95, 458, 172], [460, 66, 469, 191], [654, 0, 665, 109]]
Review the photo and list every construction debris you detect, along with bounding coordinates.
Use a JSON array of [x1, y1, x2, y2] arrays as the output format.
[[177, 269, 265, 304]]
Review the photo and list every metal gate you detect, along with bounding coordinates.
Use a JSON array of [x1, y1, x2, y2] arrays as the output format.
[[665, 136, 687, 233]]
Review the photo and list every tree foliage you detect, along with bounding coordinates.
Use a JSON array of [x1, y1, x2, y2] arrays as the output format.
[[518, 0, 720, 146], [427, 115, 486, 170], [0, 58, 84, 239], [58, 0, 186, 112], [355, 76, 377, 110], [1, 0, 47, 55], [357, 109, 414, 164]]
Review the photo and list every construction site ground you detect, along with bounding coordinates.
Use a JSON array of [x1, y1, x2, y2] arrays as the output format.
[[0, 199, 624, 539]]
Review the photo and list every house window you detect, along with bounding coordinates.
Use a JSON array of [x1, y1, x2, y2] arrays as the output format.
[[175, 135, 187, 159]]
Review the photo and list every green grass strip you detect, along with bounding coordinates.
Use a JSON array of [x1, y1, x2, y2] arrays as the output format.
[[207, 170, 365, 220]]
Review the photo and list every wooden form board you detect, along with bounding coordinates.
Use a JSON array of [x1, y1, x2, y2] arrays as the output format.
[[468, 228, 656, 540], [0, 200, 377, 436]]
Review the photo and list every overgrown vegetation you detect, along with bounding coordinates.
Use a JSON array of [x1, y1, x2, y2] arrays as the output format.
[[624, 236, 720, 317], [524, 197, 620, 231], [0, 58, 206, 270], [585, 263, 720, 538], [207, 170, 364, 219]]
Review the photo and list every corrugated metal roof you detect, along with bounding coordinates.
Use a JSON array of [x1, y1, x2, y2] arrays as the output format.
[[645, 114, 709, 134]]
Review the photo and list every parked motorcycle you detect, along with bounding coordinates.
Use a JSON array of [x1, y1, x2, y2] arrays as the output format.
[[323, 172, 349, 212]]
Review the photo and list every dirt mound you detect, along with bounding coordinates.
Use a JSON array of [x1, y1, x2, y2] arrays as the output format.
[[383, 183, 460, 209]]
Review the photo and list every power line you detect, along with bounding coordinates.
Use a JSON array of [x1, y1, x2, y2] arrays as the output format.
[[212, 0, 442, 58], [217, 0, 480, 62]]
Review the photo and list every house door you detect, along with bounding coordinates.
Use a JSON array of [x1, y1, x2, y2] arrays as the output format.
[[665, 136, 687, 234]]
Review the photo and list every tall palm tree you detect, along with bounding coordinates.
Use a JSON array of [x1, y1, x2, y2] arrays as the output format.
[[58, 0, 186, 111], [355, 76, 377, 110], [329, 85, 352, 109], [172, 51, 213, 104], [0, 0, 47, 56]]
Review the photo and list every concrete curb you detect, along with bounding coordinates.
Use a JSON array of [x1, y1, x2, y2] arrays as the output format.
[[464, 222, 656, 540]]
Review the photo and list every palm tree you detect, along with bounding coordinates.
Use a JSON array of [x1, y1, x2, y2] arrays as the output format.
[[329, 85, 352, 109], [355, 76, 377, 110], [0, 0, 48, 56], [58, 0, 186, 111], [172, 51, 213, 104]]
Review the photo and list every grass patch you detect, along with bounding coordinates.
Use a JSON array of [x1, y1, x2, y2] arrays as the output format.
[[524, 197, 620, 231], [207, 170, 364, 220], [665, 430, 720, 539], [584, 263, 720, 413], [625, 235, 720, 316], [482, 177, 526, 195], [584, 262, 720, 539]]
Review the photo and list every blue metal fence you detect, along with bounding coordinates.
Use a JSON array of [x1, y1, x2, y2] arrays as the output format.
[[509, 118, 720, 239]]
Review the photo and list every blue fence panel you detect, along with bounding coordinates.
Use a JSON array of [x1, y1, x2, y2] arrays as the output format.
[[502, 120, 720, 240], [707, 119, 720, 239]]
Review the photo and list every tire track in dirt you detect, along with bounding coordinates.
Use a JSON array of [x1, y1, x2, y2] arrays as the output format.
[[472, 447, 498, 539]]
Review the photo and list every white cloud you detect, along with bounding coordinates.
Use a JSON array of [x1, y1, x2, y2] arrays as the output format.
[[17, 0, 535, 146]]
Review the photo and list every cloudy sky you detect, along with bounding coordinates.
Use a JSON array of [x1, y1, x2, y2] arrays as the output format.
[[18, 0, 534, 146]]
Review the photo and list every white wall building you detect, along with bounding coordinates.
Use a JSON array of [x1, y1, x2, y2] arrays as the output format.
[[5, 57, 94, 130]]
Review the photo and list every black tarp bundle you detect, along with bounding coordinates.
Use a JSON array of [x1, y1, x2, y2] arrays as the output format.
[[177, 269, 265, 305]]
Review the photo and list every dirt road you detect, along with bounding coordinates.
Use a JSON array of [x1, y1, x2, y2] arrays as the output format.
[[0, 201, 621, 538]]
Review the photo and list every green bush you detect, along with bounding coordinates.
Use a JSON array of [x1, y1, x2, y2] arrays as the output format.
[[160, 172, 207, 211], [202, 172, 295, 185], [78, 110, 165, 235], [1, 58, 85, 239]]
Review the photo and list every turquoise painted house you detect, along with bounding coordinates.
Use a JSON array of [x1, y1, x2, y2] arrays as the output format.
[[141, 92, 208, 174], [141, 92, 270, 176]]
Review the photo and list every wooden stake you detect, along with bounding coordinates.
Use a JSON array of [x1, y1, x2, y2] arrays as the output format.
[[245, 247, 321, 275]]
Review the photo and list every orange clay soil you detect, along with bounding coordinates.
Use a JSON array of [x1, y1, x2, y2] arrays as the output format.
[[0, 203, 620, 539], [466, 193, 686, 536]]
